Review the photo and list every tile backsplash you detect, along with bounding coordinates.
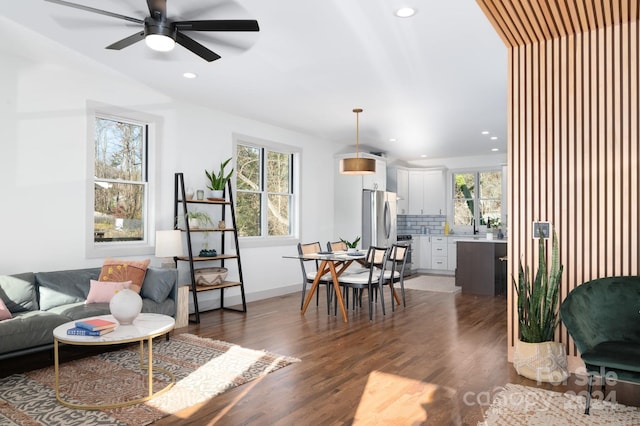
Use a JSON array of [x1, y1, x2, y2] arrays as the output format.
[[398, 215, 446, 235]]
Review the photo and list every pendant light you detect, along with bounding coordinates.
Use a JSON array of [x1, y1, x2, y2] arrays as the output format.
[[340, 108, 376, 175]]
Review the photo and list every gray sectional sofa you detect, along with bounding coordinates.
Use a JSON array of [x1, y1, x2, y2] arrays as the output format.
[[0, 266, 178, 360]]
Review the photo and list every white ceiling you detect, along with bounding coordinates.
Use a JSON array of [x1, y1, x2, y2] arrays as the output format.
[[2, 0, 507, 165]]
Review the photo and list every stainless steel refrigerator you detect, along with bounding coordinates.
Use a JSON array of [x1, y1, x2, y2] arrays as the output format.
[[362, 190, 397, 249]]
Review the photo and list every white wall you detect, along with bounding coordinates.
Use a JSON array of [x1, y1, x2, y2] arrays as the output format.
[[0, 17, 339, 305]]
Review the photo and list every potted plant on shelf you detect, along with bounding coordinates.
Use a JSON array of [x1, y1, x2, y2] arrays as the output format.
[[340, 236, 361, 253], [184, 210, 213, 230], [205, 157, 234, 199], [513, 229, 569, 383]]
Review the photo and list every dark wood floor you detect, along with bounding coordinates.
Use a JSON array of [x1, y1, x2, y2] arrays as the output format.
[[3, 284, 639, 425]]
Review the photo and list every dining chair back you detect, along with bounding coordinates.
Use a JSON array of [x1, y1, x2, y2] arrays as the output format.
[[328, 241, 347, 252], [337, 246, 390, 320], [386, 244, 408, 309], [297, 242, 332, 313]]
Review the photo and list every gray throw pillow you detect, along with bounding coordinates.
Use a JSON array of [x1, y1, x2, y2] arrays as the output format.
[[1, 274, 38, 312], [140, 268, 176, 304]]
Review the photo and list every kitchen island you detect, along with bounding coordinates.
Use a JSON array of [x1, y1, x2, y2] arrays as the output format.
[[455, 239, 507, 296]]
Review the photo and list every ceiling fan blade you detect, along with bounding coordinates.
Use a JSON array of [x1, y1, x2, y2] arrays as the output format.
[[44, 0, 143, 24], [176, 32, 221, 62], [174, 20, 259, 32], [106, 31, 145, 50], [147, 0, 168, 21]]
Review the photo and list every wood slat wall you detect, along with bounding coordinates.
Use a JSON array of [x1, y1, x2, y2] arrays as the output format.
[[476, 0, 640, 362]]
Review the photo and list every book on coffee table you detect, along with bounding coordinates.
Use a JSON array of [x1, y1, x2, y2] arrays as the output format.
[[75, 318, 117, 331], [66, 326, 115, 336]]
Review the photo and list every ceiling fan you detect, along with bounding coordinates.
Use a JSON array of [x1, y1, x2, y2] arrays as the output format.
[[44, 0, 260, 62]]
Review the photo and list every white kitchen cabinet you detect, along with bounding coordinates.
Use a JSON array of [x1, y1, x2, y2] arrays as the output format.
[[423, 170, 445, 215], [396, 168, 408, 214], [362, 159, 387, 191], [387, 167, 409, 214], [408, 171, 425, 215], [431, 236, 447, 270], [420, 235, 431, 269], [412, 236, 422, 269], [407, 169, 446, 215]]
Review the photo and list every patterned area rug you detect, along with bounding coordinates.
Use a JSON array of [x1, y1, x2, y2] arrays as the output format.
[[480, 383, 640, 425], [0, 333, 300, 425], [403, 274, 461, 293]]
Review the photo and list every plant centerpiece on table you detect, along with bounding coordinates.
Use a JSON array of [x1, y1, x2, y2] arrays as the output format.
[[205, 157, 234, 199], [513, 229, 569, 383], [340, 236, 361, 253]]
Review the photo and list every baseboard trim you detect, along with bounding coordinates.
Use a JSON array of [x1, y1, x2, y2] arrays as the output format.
[[188, 284, 300, 313]]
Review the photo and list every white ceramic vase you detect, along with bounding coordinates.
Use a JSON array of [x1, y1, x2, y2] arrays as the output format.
[[109, 289, 143, 325], [211, 190, 224, 199]]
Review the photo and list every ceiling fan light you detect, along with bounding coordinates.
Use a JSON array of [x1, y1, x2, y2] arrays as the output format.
[[145, 34, 176, 52]]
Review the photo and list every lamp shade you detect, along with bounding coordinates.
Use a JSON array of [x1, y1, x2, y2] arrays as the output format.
[[340, 157, 376, 174], [155, 230, 183, 258]]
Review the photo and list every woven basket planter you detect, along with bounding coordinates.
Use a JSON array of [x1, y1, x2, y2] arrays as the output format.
[[195, 267, 228, 286], [513, 340, 569, 384]]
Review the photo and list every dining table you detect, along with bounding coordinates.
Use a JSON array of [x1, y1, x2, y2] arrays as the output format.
[[284, 250, 366, 322]]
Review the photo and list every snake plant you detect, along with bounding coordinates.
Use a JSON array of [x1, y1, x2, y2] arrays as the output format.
[[205, 157, 234, 191], [514, 230, 563, 343]]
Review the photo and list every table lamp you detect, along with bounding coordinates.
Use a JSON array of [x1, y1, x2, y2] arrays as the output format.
[[155, 230, 183, 268]]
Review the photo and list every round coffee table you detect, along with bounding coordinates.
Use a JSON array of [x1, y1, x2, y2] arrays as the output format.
[[53, 313, 175, 410]]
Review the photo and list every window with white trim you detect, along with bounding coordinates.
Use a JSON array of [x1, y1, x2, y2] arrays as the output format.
[[87, 107, 157, 258], [235, 139, 297, 238]]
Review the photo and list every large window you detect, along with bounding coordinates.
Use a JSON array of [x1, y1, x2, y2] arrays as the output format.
[[93, 115, 148, 244], [235, 139, 296, 238], [452, 170, 502, 228]]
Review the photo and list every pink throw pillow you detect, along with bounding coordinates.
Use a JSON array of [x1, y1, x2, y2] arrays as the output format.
[[85, 280, 132, 304], [0, 298, 11, 321]]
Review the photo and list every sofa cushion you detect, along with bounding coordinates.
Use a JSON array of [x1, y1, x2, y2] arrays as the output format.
[[35, 268, 101, 311], [140, 268, 177, 304], [0, 298, 11, 320], [99, 258, 150, 293], [86, 280, 132, 304], [0, 311, 70, 355], [0, 274, 37, 313], [47, 302, 112, 320]]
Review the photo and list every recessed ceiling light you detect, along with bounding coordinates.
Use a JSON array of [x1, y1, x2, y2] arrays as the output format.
[[420, 154, 427, 158], [395, 7, 416, 18], [183, 72, 197, 79], [491, 148, 499, 152], [481, 130, 490, 135], [490, 136, 498, 140], [389, 138, 397, 142]]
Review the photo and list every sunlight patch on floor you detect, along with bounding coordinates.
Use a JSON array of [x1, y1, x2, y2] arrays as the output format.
[[354, 371, 460, 425]]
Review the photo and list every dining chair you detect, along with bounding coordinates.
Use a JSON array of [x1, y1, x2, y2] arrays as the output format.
[[382, 244, 408, 310], [337, 246, 390, 320], [297, 242, 332, 313]]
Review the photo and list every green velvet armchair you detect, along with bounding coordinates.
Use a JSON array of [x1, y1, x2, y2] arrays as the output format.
[[560, 276, 640, 415]]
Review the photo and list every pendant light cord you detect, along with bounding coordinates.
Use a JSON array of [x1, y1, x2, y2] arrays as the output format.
[[354, 108, 363, 159]]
